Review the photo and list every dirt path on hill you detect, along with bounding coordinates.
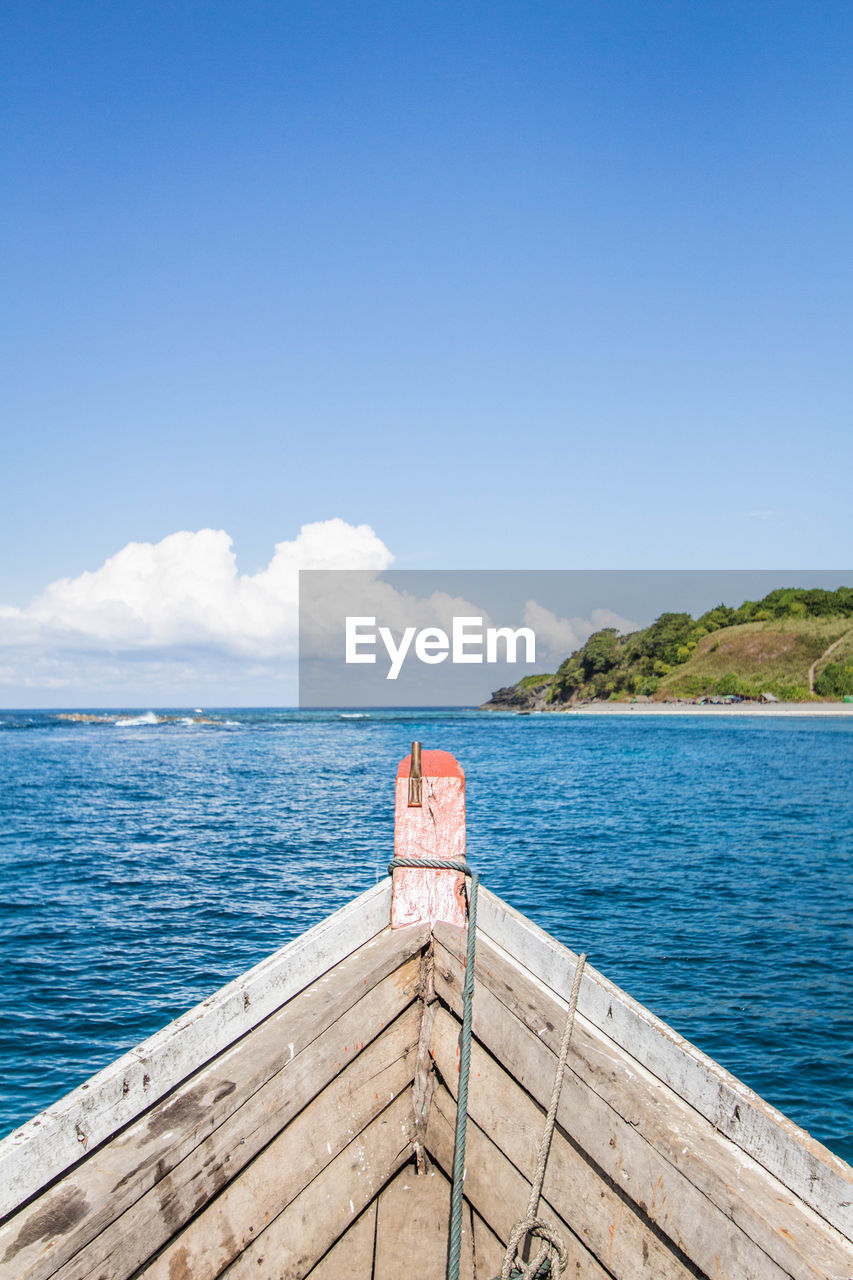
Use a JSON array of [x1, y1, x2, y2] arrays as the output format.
[[809, 630, 852, 692]]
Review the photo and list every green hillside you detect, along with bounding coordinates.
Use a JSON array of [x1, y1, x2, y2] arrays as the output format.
[[484, 587, 853, 707], [657, 616, 853, 701]]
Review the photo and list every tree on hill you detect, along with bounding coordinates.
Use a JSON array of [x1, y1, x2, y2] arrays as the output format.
[[578, 628, 619, 678], [698, 603, 737, 632], [630, 612, 695, 667]]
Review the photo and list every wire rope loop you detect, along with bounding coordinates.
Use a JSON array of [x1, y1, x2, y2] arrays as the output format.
[[388, 857, 469, 873]]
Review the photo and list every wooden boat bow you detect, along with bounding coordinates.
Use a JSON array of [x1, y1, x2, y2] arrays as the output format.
[[0, 746, 851, 1280]]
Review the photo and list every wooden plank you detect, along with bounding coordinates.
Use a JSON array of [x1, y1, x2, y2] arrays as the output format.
[[430, 1007, 701, 1280], [392, 749, 467, 930], [472, 1211, 507, 1280], [303, 1202, 377, 1280], [425, 1084, 613, 1280], [373, 1163, 473, 1280], [108, 1006, 419, 1280], [434, 933, 853, 1280], [217, 1091, 415, 1279], [0, 879, 394, 1220], [46, 991, 419, 1280], [1, 930, 425, 1280], [471, 887, 853, 1239]]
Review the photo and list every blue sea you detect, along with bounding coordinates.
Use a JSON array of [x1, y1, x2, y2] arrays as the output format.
[[1, 709, 851, 1163]]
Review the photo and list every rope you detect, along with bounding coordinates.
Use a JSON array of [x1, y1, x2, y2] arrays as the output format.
[[388, 856, 478, 1280], [387, 858, 586, 1280], [499, 952, 587, 1280]]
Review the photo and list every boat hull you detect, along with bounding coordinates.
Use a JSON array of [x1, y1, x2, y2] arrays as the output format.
[[0, 880, 851, 1280]]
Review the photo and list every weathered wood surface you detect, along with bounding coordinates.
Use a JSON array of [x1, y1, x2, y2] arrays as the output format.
[[0, 879, 394, 1221], [217, 1090, 415, 1279], [430, 1007, 701, 1280], [1, 927, 425, 1280], [134, 1008, 419, 1280], [474, 887, 853, 1240], [392, 750, 467, 930], [472, 1211, 507, 1280], [411, 991, 438, 1163], [53, 999, 419, 1280], [434, 930, 853, 1280], [425, 1085, 613, 1280], [305, 1203, 377, 1279], [373, 1163, 474, 1280]]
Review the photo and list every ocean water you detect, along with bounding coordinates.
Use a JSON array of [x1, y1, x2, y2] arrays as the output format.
[[1, 708, 851, 1163]]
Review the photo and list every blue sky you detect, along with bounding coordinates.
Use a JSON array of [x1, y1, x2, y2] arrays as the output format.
[[2, 2, 852, 701]]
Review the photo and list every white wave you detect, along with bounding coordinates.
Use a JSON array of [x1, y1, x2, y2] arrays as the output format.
[[339, 712, 368, 718], [114, 711, 160, 727]]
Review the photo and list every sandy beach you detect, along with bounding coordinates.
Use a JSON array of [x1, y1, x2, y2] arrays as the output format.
[[554, 701, 853, 717]]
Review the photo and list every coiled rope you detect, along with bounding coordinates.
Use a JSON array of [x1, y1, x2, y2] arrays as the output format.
[[387, 857, 586, 1280]]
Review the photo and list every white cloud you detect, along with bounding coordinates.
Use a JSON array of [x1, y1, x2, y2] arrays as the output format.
[[522, 601, 585, 658], [0, 528, 642, 702], [522, 601, 638, 663], [0, 518, 503, 702], [0, 519, 393, 662], [588, 607, 639, 635]]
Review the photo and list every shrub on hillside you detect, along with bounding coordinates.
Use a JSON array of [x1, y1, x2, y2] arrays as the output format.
[[814, 661, 853, 697], [675, 674, 713, 697]]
